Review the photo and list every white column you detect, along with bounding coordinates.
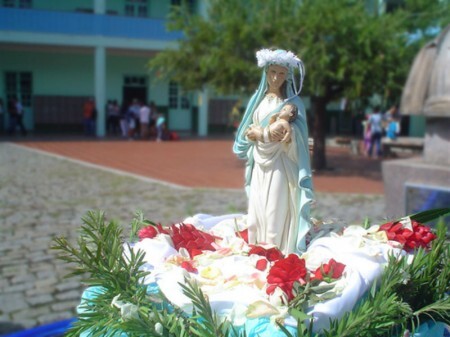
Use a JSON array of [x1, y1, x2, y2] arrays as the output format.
[[94, 0, 106, 14], [95, 46, 106, 137], [198, 87, 209, 136]]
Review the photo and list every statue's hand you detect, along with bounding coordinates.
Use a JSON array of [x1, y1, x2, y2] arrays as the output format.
[[268, 126, 286, 142], [245, 125, 264, 142], [280, 129, 292, 143]]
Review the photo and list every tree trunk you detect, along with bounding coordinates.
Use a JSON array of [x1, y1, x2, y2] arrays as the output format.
[[311, 95, 328, 171]]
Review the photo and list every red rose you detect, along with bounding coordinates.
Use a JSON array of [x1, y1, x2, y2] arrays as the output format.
[[265, 247, 284, 262], [256, 258, 268, 271], [313, 259, 346, 282], [169, 223, 219, 258], [181, 261, 198, 273], [266, 254, 307, 302], [156, 223, 170, 235], [237, 228, 249, 243], [248, 245, 284, 262], [138, 225, 158, 240], [379, 219, 436, 252], [248, 245, 267, 257]]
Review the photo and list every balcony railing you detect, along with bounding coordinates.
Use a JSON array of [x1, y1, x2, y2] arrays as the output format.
[[0, 7, 182, 41]]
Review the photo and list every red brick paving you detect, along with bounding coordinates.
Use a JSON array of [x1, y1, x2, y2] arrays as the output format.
[[16, 139, 385, 194]]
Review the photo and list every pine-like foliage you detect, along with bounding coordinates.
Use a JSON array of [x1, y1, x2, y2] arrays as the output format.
[[52, 211, 449, 337]]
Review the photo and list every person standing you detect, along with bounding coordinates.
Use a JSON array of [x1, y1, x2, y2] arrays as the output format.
[[149, 101, 158, 139], [8, 96, 27, 136], [127, 99, 141, 139], [139, 102, 150, 140], [367, 106, 383, 158], [107, 100, 120, 135], [233, 48, 313, 254], [83, 98, 96, 136], [119, 101, 129, 138], [228, 99, 242, 136]]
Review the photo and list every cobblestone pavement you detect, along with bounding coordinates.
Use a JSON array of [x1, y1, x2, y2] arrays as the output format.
[[0, 142, 386, 333]]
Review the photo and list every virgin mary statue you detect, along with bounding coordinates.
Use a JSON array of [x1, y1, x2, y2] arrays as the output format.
[[233, 48, 314, 254]]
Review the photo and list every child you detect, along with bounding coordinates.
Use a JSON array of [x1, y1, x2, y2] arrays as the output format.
[[156, 113, 166, 142], [362, 116, 372, 156], [385, 116, 400, 141], [267, 103, 298, 143]]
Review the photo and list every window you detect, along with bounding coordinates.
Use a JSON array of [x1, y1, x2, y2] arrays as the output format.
[[124, 76, 146, 87], [19, 0, 31, 8], [168, 81, 190, 109], [2, 0, 32, 8], [4, 72, 33, 108], [169, 81, 178, 109], [171, 0, 195, 13], [181, 95, 190, 109], [2, 0, 15, 7], [124, 0, 148, 17]]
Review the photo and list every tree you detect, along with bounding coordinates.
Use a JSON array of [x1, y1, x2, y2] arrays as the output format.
[[149, 0, 449, 170]]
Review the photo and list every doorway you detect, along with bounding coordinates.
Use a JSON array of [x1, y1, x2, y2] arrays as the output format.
[[122, 75, 147, 108]]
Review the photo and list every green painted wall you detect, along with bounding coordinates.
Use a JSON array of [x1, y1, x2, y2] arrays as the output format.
[[0, 50, 94, 95], [33, 0, 93, 12], [149, 1, 171, 19], [0, 48, 197, 132], [409, 115, 426, 137], [31, 0, 173, 18], [170, 108, 191, 130]]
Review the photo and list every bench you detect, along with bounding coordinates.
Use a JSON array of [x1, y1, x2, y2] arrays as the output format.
[[382, 137, 424, 157]]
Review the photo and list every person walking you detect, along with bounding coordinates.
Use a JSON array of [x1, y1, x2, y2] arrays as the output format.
[[367, 106, 383, 158]]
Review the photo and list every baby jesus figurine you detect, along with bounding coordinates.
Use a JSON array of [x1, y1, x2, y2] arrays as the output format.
[[245, 103, 298, 144], [267, 103, 298, 143]]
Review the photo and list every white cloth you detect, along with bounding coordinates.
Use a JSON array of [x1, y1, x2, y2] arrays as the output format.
[[127, 214, 405, 334], [369, 112, 383, 133], [139, 106, 150, 123], [247, 96, 299, 254]]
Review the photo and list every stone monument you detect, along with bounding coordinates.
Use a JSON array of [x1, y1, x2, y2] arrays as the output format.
[[383, 25, 450, 220]]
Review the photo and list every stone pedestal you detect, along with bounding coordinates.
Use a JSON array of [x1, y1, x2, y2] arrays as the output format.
[[383, 116, 450, 220], [424, 118, 450, 166], [388, 24, 450, 223], [383, 158, 450, 219]]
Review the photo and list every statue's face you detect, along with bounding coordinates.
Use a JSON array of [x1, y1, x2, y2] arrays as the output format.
[[267, 64, 288, 91]]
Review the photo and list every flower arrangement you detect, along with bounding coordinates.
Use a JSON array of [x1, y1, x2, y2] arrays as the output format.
[[52, 208, 450, 337]]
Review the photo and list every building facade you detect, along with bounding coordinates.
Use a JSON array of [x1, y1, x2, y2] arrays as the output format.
[[0, 0, 209, 137], [1, 0, 427, 138]]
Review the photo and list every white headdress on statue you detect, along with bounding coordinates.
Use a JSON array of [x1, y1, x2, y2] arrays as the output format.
[[255, 48, 305, 101]]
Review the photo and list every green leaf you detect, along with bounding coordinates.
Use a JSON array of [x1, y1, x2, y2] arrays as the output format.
[[410, 208, 450, 224], [289, 307, 311, 322]]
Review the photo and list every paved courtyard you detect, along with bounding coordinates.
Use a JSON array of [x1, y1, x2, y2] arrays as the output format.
[[0, 140, 387, 333]]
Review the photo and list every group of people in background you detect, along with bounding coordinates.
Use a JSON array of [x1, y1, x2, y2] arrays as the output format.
[[362, 105, 400, 158], [83, 98, 172, 141], [115, 99, 168, 141]]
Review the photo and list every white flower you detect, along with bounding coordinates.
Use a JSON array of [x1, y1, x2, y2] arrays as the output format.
[[256, 49, 301, 69], [111, 294, 140, 321], [154, 322, 163, 336], [268, 287, 288, 308]]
